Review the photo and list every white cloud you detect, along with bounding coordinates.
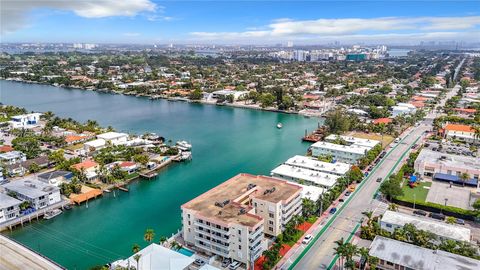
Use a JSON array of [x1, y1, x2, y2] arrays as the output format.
[[1, 0, 157, 34], [190, 16, 480, 42]]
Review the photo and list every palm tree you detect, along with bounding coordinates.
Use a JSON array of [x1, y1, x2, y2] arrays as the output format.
[[343, 243, 358, 270], [472, 125, 480, 145], [388, 203, 398, 211], [446, 216, 456, 224], [334, 238, 347, 270], [459, 172, 470, 187], [144, 229, 155, 243], [133, 254, 141, 270], [132, 243, 140, 254], [159, 236, 168, 246]]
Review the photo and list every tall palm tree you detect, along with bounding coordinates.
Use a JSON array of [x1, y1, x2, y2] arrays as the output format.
[[144, 229, 155, 244], [334, 238, 347, 270], [388, 203, 398, 211], [132, 243, 140, 254], [343, 243, 358, 270], [459, 172, 470, 187], [159, 236, 168, 246], [133, 254, 141, 270]]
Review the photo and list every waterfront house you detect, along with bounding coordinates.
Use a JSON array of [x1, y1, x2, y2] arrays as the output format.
[[0, 145, 14, 153], [37, 170, 73, 186], [0, 193, 22, 224], [96, 132, 129, 146], [71, 159, 99, 181], [0, 151, 26, 165], [380, 210, 471, 243], [106, 161, 138, 174], [369, 236, 480, 270], [181, 173, 302, 265], [83, 139, 106, 152], [2, 178, 61, 210], [8, 113, 42, 129]]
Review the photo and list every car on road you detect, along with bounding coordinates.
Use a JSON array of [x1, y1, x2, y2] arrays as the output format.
[[228, 261, 241, 270], [376, 177, 382, 182], [339, 198, 344, 202], [329, 208, 337, 214], [302, 234, 313, 244], [345, 191, 351, 196], [379, 151, 386, 158], [194, 259, 206, 267], [455, 218, 465, 225], [429, 212, 445, 220], [413, 210, 427, 216], [394, 138, 401, 143]]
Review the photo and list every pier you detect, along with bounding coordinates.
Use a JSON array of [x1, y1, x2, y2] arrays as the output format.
[[302, 125, 327, 142]]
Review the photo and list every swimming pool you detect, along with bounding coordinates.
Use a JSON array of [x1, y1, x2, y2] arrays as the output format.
[[177, 247, 195, 257]]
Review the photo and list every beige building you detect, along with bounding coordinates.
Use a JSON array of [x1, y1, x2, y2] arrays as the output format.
[[181, 174, 302, 265]]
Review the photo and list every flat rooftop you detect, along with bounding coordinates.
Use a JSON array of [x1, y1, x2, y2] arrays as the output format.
[[96, 132, 128, 140], [416, 149, 480, 170], [2, 178, 59, 199], [0, 192, 22, 209], [369, 236, 480, 270], [182, 173, 302, 227], [325, 134, 380, 149], [284, 155, 350, 175], [271, 164, 339, 188], [381, 210, 471, 242], [311, 141, 370, 155]]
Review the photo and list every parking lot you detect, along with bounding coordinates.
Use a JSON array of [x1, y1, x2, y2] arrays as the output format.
[[424, 141, 478, 157], [426, 181, 474, 209]]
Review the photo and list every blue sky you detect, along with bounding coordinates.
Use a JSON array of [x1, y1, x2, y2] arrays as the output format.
[[1, 1, 480, 44]]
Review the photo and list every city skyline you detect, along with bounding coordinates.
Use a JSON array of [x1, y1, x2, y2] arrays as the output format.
[[1, 0, 480, 45]]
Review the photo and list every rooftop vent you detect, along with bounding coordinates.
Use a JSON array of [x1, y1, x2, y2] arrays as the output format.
[[215, 199, 230, 208], [239, 208, 246, 215], [247, 183, 257, 190]]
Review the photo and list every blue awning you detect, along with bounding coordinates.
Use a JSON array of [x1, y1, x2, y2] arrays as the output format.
[[409, 175, 417, 182], [433, 173, 478, 187]]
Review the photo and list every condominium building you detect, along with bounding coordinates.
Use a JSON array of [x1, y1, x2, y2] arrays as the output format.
[[270, 164, 339, 189], [369, 236, 480, 270], [380, 211, 471, 242], [2, 178, 61, 210], [181, 174, 302, 265], [283, 155, 351, 176], [325, 134, 380, 149], [0, 193, 22, 224], [310, 141, 370, 164]]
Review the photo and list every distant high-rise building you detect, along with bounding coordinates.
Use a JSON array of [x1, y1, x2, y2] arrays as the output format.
[[287, 41, 293, 47]]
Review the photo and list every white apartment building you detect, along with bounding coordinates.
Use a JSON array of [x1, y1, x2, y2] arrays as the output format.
[[8, 113, 42, 129], [380, 211, 471, 242], [181, 174, 302, 265], [270, 164, 339, 189], [2, 178, 61, 210], [96, 132, 129, 146], [0, 193, 22, 224], [369, 236, 480, 270], [310, 141, 370, 164], [283, 155, 351, 176], [325, 134, 380, 149]]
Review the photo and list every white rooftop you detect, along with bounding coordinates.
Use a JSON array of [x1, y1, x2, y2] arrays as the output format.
[[381, 210, 471, 242], [97, 132, 128, 141], [311, 141, 370, 155], [2, 178, 59, 199], [84, 139, 106, 148], [271, 164, 339, 188], [0, 192, 22, 209], [416, 149, 480, 170], [288, 182, 325, 201], [325, 134, 380, 149], [369, 236, 480, 270], [284, 155, 351, 175]]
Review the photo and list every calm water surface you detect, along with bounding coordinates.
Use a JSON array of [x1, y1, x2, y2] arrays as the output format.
[[0, 80, 319, 269]]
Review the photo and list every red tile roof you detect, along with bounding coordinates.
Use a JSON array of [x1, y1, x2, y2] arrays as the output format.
[[444, 124, 474, 133], [373, 118, 393, 124], [0, 145, 14, 153], [72, 159, 98, 171]]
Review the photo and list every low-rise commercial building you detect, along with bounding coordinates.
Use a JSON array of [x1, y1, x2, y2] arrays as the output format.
[[414, 149, 479, 187], [380, 210, 471, 242], [442, 124, 476, 144], [181, 174, 302, 265], [369, 236, 480, 270], [325, 134, 380, 149], [0, 193, 22, 224], [2, 178, 61, 210]]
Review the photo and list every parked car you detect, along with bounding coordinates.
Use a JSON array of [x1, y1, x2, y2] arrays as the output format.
[[455, 218, 465, 225], [345, 191, 351, 196], [413, 210, 427, 216], [376, 177, 382, 182], [302, 234, 313, 244], [222, 259, 231, 268], [330, 208, 337, 214], [379, 151, 386, 158], [228, 261, 241, 270], [194, 259, 206, 267], [429, 213, 445, 220], [339, 198, 345, 202], [394, 138, 401, 143]]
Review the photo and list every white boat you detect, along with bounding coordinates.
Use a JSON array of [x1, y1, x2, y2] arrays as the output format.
[[104, 189, 112, 193], [176, 140, 192, 150], [44, 209, 63, 220], [181, 151, 192, 161], [277, 123, 283, 129]]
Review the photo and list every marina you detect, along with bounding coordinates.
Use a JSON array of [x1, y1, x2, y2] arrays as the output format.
[[1, 80, 317, 269]]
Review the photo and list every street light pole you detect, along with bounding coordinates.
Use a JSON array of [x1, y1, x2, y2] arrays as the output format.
[[413, 193, 416, 210]]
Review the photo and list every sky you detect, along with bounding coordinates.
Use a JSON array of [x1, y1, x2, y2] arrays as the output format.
[[1, 0, 480, 45]]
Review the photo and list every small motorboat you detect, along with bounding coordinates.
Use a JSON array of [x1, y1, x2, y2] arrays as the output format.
[[63, 204, 72, 210], [44, 209, 63, 220], [277, 123, 283, 129], [104, 189, 112, 193], [176, 140, 192, 150]]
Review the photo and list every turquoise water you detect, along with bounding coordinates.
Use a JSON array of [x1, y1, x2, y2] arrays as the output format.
[[177, 247, 195, 257], [1, 80, 319, 269]]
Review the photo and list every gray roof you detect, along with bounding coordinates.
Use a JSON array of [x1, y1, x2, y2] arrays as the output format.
[[369, 236, 480, 270], [0, 192, 22, 209], [416, 149, 480, 170], [381, 210, 471, 242], [38, 170, 71, 180], [2, 178, 59, 199]]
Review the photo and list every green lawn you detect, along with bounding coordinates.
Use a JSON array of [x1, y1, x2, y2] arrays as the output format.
[[397, 179, 431, 202], [284, 230, 305, 246]]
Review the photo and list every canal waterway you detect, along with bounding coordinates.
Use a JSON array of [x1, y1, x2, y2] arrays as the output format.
[[0, 80, 319, 269]]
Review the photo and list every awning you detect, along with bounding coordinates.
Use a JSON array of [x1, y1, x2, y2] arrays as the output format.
[[433, 173, 477, 187]]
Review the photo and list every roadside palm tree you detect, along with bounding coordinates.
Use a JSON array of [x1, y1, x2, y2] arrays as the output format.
[[459, 172, 470, 187], [159, 236, 168, 246], [132, 243, 140, 254], [388, 203, 398, 211], [334, 238, 347, 270], [144, 229, 155, 243]]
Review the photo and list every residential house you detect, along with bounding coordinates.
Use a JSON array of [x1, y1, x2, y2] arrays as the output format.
[[8, 113, 42, 129], [0, 151, 26, 165], [37, 170, 73, 186], [2, 178, 61, 210], [71, 159, 99, 181], [0, 193, 22, 224]]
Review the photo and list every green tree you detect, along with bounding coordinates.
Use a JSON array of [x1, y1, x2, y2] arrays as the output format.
[[133, 154, 149, 166], [144, 229, 155, 243], [379, 177, 404, 201], [459, 172, 470, 187], [259, 93, 275, 108], [12, 136, 41, 159], [189, 89, 203, 100], [132, 243, 140, 254], [28, 162, 41, 173]]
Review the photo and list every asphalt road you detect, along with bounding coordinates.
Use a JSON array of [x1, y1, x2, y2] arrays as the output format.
[[291, 83, 461, 270]]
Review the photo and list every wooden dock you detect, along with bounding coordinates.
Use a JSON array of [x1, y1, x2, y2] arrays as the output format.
[[302, 126, 327, 142]]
